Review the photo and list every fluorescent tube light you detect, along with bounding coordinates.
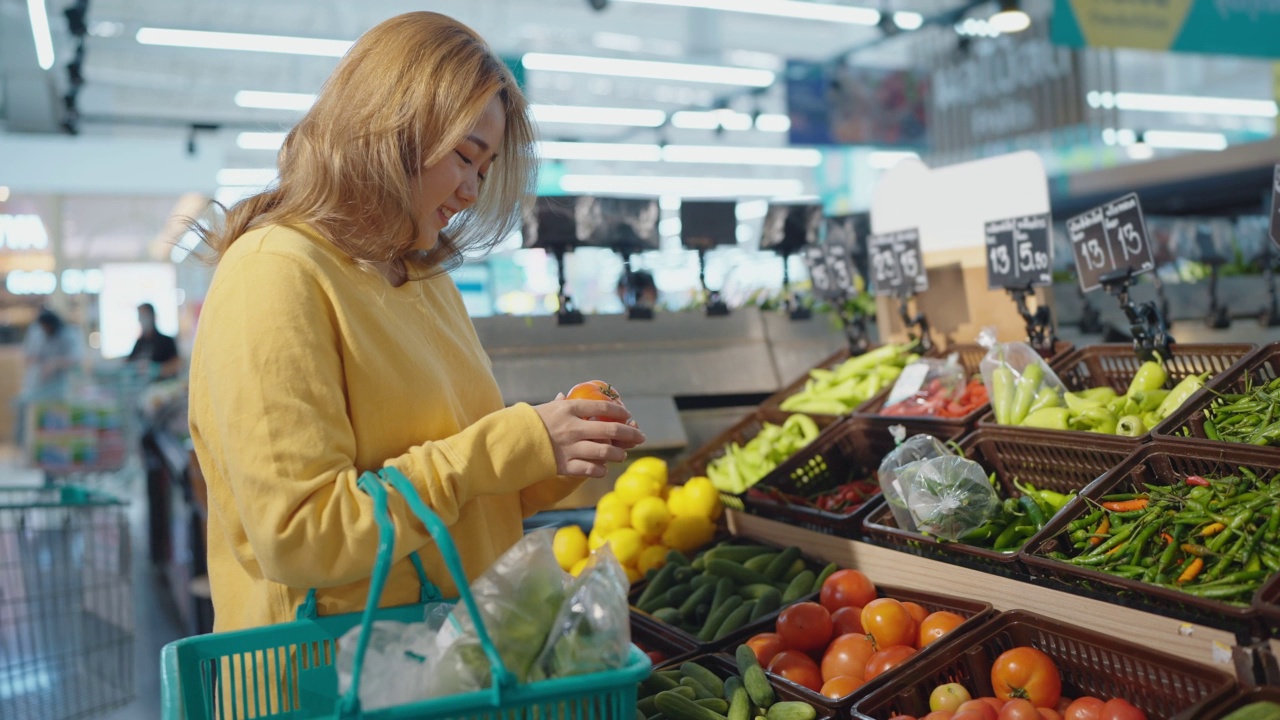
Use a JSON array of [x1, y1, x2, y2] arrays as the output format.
[[755, 114, 791, 132], [521, 52, 775, 87], [531, 105, 667, 127], [1088, 91, 1277, 118], [217, 168, 278, 186], [894, 11, 925, 29], [537, 142, 663, 162], [237, 132, 288, 150], [672, 110, 754, 130], [662, 145, 822, 167], [591, 32, 645, 52], [235, 90, 316, 111], [28, 0, 54, 70], [610, 0, 880, 25], [1142, 130, 1229, 151], [559, 174, 806, 198], [137, 27, 352, 56]]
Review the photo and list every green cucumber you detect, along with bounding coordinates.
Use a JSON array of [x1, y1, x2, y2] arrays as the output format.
[[763, 547, 802, 582], [680, 662, 726, 698], [714, 600, 756, 641], [781, 571, 816, 604], [723, 676, 743, 702], [643, 673, 681, 695], [667, 549, 691, 567], [678, 584, 717, 621], [748, 588, 781, 621], [728, 685, 750, 720], [695, 699, 729, 714], [698, 595, 744, 642], [681, 677, 718, 700], [690, 574, 718, 590], [703, 545, 776, 564], [781, 558, 807, 583], [735, 646, 775, 709], [766, 701, 816, 720], [1220, 702, 1280, 720], [743, 553, 780, 574], [706, 559, 771, 586], [637, 564, 679, 609], [656, 689, 731, 720], [739, 584, 780, 600], [811, 563, 838, 594], [710, 577, 735, 612], [653, 607, 682, 625]]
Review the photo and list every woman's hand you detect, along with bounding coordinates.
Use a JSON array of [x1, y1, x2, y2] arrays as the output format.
[[533, 396, 646, 478]]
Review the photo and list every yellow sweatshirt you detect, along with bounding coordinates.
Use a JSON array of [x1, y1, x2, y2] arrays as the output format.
[[189, 224, 580, 633]]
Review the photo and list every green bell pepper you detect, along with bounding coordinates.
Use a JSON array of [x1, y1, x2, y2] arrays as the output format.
[[1023, 407, 1070, 430], [1116, 415, 1147, 437], [1028, 386, 1063, 414], [1127, 360, 1169, 396], [1155, 373, 1208, 419]]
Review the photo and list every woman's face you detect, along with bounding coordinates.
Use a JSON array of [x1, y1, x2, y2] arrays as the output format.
[[410, 94, 505, 252]]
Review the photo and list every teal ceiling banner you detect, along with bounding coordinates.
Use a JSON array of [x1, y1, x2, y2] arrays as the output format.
[[1051, 0, 1280, 59]]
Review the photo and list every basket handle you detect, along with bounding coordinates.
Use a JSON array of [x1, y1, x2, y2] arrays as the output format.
[[335, 468, 514, 717]]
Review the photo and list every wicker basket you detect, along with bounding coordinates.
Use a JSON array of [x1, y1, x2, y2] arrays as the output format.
[[1154, 342, 1280, 451]]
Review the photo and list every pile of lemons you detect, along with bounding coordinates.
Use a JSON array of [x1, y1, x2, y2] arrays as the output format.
[[553, 457, 722, 583]]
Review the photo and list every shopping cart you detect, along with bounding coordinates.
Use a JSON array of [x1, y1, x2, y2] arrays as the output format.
[[0, 484, 134, 719]]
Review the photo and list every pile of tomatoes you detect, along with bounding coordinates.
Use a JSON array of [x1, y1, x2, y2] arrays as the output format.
[[881, 378, 989, 419], [741, 569, 966, 700], [889, 646, 1147, 720]]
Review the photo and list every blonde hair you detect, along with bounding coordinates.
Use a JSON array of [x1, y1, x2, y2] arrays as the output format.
[[197, 12, 536, 275]]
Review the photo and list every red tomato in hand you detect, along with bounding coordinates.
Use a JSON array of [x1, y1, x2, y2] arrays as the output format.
[[1063, 698, 1104, 720], [777, 602, 833, 654], [566, 380, 627, 422], [768, 650, 823, 693], [819, 675, 864, 699], [991, 647, 1062, 709], [821, 633, 875, 682], [999, 699, 1042, 720], [864, 645, 916, 680], [919, 611, 965, 647], [746, 632, 787, 668], [820, 569, 877, 612], [1099, 699, 1146, 720], [862, 598, 918, 649], [902, 601, 929, 625], [832, 606, 864, 636]]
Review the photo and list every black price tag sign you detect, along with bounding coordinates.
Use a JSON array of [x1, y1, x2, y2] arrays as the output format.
[[1067, 193, 1154, 292], [868, 229, 927, 297], [1270, 165, 1280, 251], [825, 244, 859, 295], [803, 245, 838, 299], [985, 213, 1052, 290]]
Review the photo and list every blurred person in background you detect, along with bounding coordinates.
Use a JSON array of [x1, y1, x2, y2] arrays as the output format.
[[127, 302, 180, 380], [17, 309, 83, 443]]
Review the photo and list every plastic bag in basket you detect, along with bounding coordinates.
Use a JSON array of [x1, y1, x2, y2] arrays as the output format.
[[335, 603, 452, 710], [900, 455, 999, 542], [877, 430, 953, 532], [531, 545, 631, 681], [977, 327, 1067, 427], [882, 355, 968, 416]]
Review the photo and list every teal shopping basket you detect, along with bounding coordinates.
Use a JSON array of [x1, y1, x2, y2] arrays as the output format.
[[160, 467, 651, 719]]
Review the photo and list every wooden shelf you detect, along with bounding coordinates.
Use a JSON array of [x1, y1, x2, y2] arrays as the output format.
[[727, 510, 1247, 679]]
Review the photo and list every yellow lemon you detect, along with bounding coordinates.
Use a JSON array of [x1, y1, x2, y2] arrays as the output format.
[[631, 497, 671, 542], [614, 471, 661, 505], [666, 486, 688, 516], [636, 544, 670, 575], [569, 558, 590, 577], [597, 491, 631, 516], [681, 477, 722, 521], [593, 504, 631, 535], [552, 525, 589, 571], [628, 457, 669, 487], [662, 515, 716, 554], [587, 528, 608, 551], [624, 565, 643, 584], [604, 528, 644, 567]]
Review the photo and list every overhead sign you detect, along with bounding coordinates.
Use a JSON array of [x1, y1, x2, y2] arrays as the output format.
[[868, 229, 927, 297], [984, 213, 1053, 290], [1051, 0, 1280, 59], [786, 61, 929, 148], [929, 32, 1084, 155], [1066, 193, 1154, 292]]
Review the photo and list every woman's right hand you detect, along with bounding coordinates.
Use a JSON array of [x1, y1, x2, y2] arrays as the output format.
[[533, 398, 646, 478]]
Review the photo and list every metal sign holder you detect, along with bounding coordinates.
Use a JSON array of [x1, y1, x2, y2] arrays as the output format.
[[1099, 267, 1174, 362]]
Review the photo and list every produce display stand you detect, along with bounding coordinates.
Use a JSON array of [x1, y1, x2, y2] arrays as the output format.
[[1254, 567, 1280, 637], [727, 510, 1248, 681], [861, 428, 1135, 578], [1199, 685, 1280, 720], [758, 347, 857, 428], [848, 610, 1236, 720], [1155, 341, 1280, 449], [977, 342, 1255, 444], [1021, 441, 1278, 640]]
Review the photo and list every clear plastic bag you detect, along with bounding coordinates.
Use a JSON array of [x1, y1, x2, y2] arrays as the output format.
[[531, 546, 631, 681], [977, 328, 1067, 426], [883, 355, 967, 414], [429, 529, 569, 697], [901, 455, 999, 541], [335, 607, 449, 711], [877, 430, 954, 532]]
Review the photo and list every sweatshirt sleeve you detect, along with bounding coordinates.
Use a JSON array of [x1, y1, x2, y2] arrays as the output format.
[[194, 249, 559, 590]]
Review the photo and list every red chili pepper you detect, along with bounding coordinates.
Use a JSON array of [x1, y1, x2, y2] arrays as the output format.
[[1186, 475, 1210, 487]]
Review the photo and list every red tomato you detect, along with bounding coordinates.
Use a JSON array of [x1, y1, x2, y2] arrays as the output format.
[[1063, 698, 1104, 720], [1099, 699, 1146, 720], [991, 647, 1062, 709], [645, 650, 667, 665], [919, 611, 965, 647], [820, 569, 877, 612], [999, 699, 1042, 720], [924, 712, 956, 720], [777, 602, 833, 654], [862, 598, 918, 649], [1056, 699, 1075, 715], [566, 380, 626, 422], [746, 633, 787, 668], [979, 698, 1007, 714], [832, 606, 865, 636], [768, 650, 823, 693], [902, 601, 929, 625], [955, 711, 998, 720], [819, 675, 864, 699], [956, 700, 1000, 720], [864, 645, 916, 680], [1039, 710, 1062, 720], [821, 633, 875, 682]]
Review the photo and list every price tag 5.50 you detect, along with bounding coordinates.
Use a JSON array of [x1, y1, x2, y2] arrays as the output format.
[[1067, 193, 1154, 292], [868, 229, 927, 297], [985, 213, 1052, 290]]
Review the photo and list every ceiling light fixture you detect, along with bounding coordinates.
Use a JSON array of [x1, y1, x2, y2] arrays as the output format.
[[662, 145, 822, 166], [1086, 91, 1277, 118], [1142, 130, 1230, 151], [521, 52, 775, 87], [137, 27, 352, 56], [988, 0, 1031, 33], [893, 11, 925, 29], [235, 90, 316, 110], [671, 109, 754, 131], [755, 114, 791, 132], [610, 0, 880, 25], [27, 0, 55, 70], [537, 141, 664, 162], [559, 174, 806, 198], [532, 105, 667, 127]]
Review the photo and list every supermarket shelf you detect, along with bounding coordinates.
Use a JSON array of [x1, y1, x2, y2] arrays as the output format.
[[727, 510, 1247, 680]]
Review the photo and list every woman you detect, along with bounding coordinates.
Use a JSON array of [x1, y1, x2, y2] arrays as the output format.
[[17, 309, 82, 445], [189, 12, 645, 634]]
